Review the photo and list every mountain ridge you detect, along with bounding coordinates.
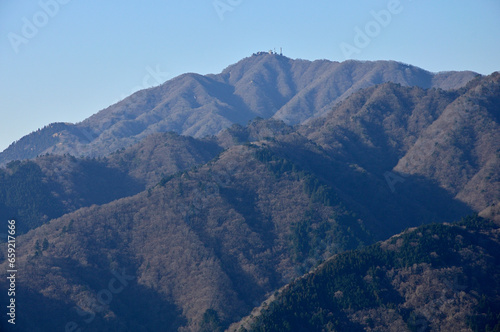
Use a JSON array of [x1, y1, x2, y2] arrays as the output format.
[[0, 58, 497, 332], [2, 72, 498, 329], [0, 55, 480, 165], [230, 216, 500, 332]]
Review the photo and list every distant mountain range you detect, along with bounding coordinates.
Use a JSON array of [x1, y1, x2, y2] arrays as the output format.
[[0, 54, 479, 165], [0, 55, 498, 331]]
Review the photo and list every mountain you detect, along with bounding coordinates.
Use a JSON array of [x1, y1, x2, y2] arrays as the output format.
[[7, 68, 497, 238], [0, 54, 479, 165], [394, 73, 500, 211], [0, 157, 140, 235], [231, 215, 500, 332], [0, 132, 221, 236], [0, 136, 474, 331], [0, 142, 373, 331], [300, 72, 500, 213], [1, 78, 496, 329], [0, 59, 496, 331], [105, 132, 222, 188]]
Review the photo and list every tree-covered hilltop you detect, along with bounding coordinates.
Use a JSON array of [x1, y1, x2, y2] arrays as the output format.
[[0, 157, 142, 236], [0, 160, 65, 234], [236, 215, 500, 332], [0, 132, 221, 236]]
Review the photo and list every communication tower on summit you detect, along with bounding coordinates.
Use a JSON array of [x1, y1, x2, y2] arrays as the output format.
[[255, 48, 283, 56]]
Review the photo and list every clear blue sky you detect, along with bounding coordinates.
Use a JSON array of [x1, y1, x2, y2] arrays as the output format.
[[1, 0, 499, 152]]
